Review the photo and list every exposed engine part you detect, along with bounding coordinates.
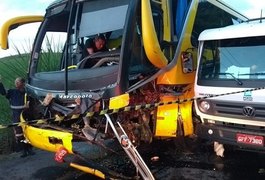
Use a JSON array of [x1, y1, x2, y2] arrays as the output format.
[[26, 82, 160, 148]]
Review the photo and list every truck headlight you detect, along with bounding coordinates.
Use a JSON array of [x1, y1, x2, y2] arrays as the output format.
[[199, 100, 210, 112]]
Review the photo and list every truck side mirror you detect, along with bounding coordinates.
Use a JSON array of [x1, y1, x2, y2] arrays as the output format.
[[181, 52, 193, 73]]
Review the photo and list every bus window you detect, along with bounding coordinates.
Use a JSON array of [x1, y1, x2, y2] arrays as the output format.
[[37, 31, 67, 73]]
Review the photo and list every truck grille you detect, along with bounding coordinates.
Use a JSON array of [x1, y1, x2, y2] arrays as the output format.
[[212, 100, 265, 120]]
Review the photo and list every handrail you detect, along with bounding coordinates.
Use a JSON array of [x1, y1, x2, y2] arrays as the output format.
[[0, 15, 43, 50]]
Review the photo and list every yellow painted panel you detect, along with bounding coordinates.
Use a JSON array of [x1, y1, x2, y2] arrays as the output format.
[[158, 61, 196, 85], [179, 85, 194, 136], [157, 1, 199, 85], [141, 0, 168, 68], [23, 124, 73, 153], [155, 95, 179, 137], [109, 93, 129, 109], [20, 114, 73, 153], [155, 86, 195, 137], [155, 104, 178, 137], [179, 101, 194, 136], [162, 0, 171, 42]]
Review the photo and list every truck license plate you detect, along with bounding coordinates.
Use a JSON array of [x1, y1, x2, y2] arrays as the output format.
[[236, 133, 264, 146]]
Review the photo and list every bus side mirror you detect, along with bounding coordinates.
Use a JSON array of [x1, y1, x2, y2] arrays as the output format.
[[181, 52, 193, 73]]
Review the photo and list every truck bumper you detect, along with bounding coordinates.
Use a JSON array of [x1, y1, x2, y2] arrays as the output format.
[[196, 123, 265, 151]]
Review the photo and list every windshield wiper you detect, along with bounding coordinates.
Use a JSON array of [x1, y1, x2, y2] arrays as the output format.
[[217, 72, 243, 85], [238, 72, 265, 76]]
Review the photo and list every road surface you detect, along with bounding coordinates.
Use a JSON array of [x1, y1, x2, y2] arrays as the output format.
[[0, 139, 265, 180]]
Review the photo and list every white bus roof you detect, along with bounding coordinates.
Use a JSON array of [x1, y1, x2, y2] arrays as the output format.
[[198, 21, 265, 41]]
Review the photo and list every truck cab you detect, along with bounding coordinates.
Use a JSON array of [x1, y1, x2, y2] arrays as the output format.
[[195, 20, 265, 153]]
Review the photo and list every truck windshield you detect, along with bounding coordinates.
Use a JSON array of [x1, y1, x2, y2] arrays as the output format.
[[198, 36, 265, 84]]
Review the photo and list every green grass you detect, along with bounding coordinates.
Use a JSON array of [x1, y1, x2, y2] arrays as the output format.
[[0, 54, 29, 125], [0, 54, 28, 87], [0, 52, 60, 154], [0, 54, 28, 154], [0, 51, 61, 124]]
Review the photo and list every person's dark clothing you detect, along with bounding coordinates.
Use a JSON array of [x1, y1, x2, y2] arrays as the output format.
[[6, 89, 26, 124], [0, 82, 5, 95], [6, 89, 25, 111], [0, 82, 34, 157], [0, 84, 26, 123], [83, 38, 108, 56], [81, 38, 108, 68]]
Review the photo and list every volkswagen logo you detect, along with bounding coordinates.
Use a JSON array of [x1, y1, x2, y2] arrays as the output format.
[[242, 106, 255, 117]]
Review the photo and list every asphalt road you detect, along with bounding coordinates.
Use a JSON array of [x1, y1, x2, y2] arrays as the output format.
[[0, 149, 79, 180], [0, 138, 264, 180]]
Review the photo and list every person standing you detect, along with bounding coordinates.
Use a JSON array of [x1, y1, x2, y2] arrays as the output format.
[[0, 77, 35, 157]]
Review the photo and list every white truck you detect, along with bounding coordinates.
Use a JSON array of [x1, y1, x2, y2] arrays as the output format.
[[194, 20, 265, 155]]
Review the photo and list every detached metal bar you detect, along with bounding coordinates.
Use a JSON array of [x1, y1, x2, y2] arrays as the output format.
[[104, 114, 155, 180]]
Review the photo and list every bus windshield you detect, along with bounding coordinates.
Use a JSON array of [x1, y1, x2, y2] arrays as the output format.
[[79, 0, 129, 37]]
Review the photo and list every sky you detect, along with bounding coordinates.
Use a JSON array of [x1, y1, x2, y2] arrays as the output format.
[[0, 0, 54, 58], [1, 0, 265, 58]]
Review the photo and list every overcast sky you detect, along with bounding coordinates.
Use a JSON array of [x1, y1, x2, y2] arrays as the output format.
[[0, 0, 265, 58], [0, 0, 54, 58]]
